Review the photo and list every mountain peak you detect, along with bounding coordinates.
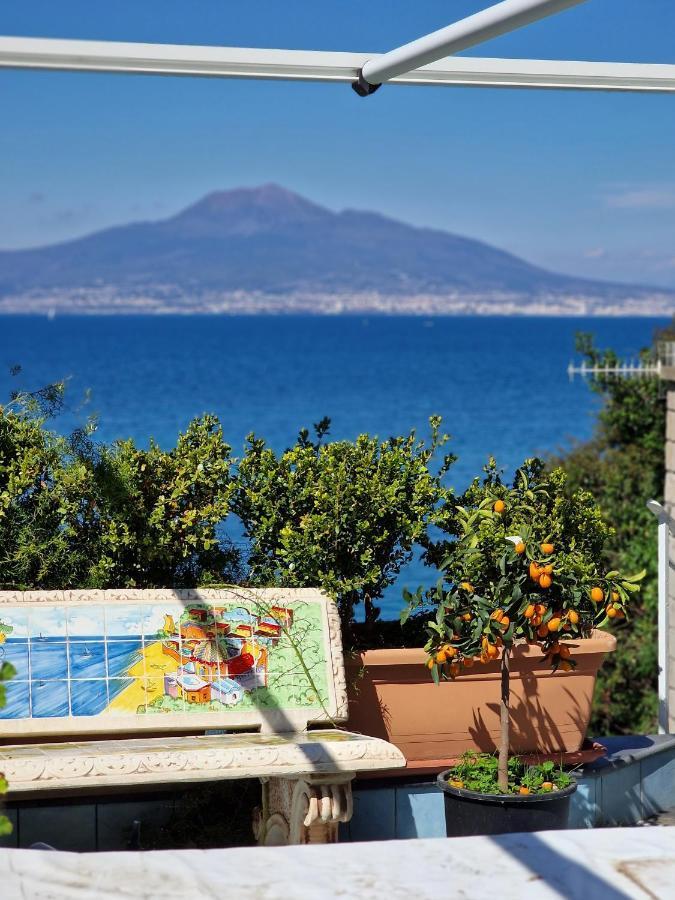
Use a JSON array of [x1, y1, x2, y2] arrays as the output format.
[[169, 184, 331, 236]]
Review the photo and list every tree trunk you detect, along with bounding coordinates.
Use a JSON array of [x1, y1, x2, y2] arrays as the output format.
[[498, 646, 510, 793]]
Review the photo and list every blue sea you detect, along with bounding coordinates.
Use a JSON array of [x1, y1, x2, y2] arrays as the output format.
[[0, 315, 668, 619]]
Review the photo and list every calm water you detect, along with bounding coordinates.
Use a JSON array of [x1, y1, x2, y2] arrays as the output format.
[[0, 315, 667, 617]]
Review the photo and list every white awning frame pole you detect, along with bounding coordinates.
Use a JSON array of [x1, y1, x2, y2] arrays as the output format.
[[2, 37, 675, 93], [648, 500, 671, 734], [356, 0, 588, 94]]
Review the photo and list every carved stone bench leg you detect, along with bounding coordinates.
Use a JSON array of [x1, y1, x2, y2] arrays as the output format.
[[253, 774, 354, 845]]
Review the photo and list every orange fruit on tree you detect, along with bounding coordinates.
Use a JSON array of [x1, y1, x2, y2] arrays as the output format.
[[435, 650, 448, 663], [427, 658, 435, 670], [544, 564, 554, 575], [606, 606, 618, 619], [524, 604, 535, 619], [529, 562, 542, 582], [460, 582, 474, 593], [535, 603, 546, 615], [462, 612, 472, 621], [612, 591, 620, 602], [491, 609, 505, 622], [531, 615, 542, 626], [537, 624, 549, 638], [445, 645, 458, 658], [547, 617, 561, 632], [500, 616, 510, 629], [519, 787, 531, 795], [567, 609, 579, 625], [515, 542, 526, 554], [493, 500, 506, 514], [541, 543, 554, 555], [539, 573, 553, 589], [486, 643, 499, 659], [591, 587, 604, 603]]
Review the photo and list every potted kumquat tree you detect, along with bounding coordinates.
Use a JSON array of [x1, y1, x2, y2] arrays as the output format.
[[407, 458, 643, 836]]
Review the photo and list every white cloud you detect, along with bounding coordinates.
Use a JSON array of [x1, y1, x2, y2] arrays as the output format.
[[606, 186, 675, 210], [583, 247, 607, 259]]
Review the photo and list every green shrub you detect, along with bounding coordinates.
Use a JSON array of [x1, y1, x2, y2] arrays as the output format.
[[0, 384, 239, 590], [234, 417, 455, 644], [550, 333, 664, 734]]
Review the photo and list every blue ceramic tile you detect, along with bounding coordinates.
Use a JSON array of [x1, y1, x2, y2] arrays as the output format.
[[0, 609, 29, 640], [396, 783, 446, 839], [641, 748, 675, 817], [0, 681, 30, 719], [28, 607, 66, 639], [106, 640, 143, 677], [105, 606, 145, 641], [598, 765, 643, 826], [68, 641, 107, 679], [107, 676, 134, 707], [30, 641, 68, 680], [70, 679, 109, 717], [31, 679, 69, 718], [348, 787, 396, 842], [568, 777, 598, 828], [0, 640, 29, 678], [67, 606, 105, 640]]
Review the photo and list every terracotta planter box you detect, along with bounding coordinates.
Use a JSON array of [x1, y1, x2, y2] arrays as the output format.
[[346, 630, 616, 775]]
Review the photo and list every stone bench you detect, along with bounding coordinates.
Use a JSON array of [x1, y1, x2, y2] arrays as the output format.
[[0, 588, 404, 845]]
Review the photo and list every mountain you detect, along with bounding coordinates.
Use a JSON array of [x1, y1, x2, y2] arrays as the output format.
[[0, 184, 672, 315]]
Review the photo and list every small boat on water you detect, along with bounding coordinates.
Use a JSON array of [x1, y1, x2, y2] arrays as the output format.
[[81, 644, 93, 658]]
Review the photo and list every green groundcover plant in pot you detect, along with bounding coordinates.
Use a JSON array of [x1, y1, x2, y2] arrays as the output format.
[[405, 458, 643, 829]]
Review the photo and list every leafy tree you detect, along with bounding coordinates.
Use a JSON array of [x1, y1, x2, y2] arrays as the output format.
[[234, 417, 455, 644], [550, 333, 665, 734]]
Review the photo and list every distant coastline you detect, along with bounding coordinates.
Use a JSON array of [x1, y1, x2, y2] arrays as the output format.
[[0, 290, 673, 318]]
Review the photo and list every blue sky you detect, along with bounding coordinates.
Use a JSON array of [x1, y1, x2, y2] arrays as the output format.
[[1, 0, 675, 287]]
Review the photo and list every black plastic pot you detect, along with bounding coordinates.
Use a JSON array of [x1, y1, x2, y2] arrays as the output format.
[[437, 770, 577, 837]]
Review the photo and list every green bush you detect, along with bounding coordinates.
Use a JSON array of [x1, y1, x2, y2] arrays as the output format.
[[0, 384, 239, 590], [550, 333, 665, 735], [234, 417, 455, 644]]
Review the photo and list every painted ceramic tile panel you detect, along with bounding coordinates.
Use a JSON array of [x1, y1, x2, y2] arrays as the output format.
[[0, 599, 328, 721]]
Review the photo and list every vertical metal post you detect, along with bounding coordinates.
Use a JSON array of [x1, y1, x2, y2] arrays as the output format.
[[658, 517, 670, 733], [648, 500, 671, 733]]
